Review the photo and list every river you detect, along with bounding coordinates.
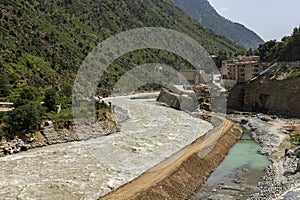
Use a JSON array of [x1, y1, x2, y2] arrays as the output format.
[[192, 130, 270, 199], [0, 93, 213, 200]]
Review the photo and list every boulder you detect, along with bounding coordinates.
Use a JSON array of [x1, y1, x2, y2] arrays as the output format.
[[296, 160, 300, 173], [112, 105, 130, 123], [295, 148, 300, 158], [156, 89, 197, 111], [44, 120, 53, 126], [0, 143, 9, 149], [28, 137, 35, 143], [240, 118, 249, 125], [21, 145, 28, 151], [13, 148, 20, 154]]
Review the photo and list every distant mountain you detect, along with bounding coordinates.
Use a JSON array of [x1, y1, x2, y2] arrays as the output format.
[[171, 0, 264, 49]]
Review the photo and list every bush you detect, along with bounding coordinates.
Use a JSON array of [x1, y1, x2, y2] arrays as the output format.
[[20, 86, 39, 101], [60, 82, 73, 97], [96, 101, 109, 110], [60, 96, 72, 109], [0, 74, 10, 98], [44, 88, 58, 112], [14, 86, 40, 107], [8, 101, 45, 134]]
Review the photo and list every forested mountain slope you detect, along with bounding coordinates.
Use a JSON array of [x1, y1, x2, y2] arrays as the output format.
[[0, 0, 240, 99]]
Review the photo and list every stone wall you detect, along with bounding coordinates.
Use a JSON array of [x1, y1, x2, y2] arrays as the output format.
[[228, 75, 300, 118]]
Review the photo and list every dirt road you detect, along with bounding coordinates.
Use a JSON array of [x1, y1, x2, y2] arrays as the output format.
[[99, 115, 239, 200]]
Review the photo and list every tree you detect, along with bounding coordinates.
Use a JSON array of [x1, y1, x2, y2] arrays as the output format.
[[234, 49, 246, 56], [14, 86, 39, 107], [246, 48, 253, 56], [0, 74, 10, 98], [20, 86, 39, 101], [44, 88, 58, 112], [257, 40, 277, 62], [8, 101, 45, 134], [60, 82, 73, 97]]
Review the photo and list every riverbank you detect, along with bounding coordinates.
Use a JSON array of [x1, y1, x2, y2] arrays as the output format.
[[99, 115, 243, 200], [0, 117, 118, 157], [0, 93, 161, 157], [232, 115, 300, 199], [193, 129, 271, 200]]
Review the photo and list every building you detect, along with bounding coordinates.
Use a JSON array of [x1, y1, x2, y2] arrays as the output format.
[[179, 69, 206, 84], [221, 56, 267, 83], [0, 102, 14, 112]]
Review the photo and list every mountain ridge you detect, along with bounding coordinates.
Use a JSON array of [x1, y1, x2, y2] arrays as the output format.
[[171, 0, 264, 49]]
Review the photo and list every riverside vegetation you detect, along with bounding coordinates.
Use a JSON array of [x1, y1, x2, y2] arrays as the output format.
[[0, 0, 241, 142]]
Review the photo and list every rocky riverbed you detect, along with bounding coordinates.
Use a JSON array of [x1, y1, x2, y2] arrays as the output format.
[[0, 121, 76, 157], [0, 107, 118, 158], [232, 115, 300, 200]]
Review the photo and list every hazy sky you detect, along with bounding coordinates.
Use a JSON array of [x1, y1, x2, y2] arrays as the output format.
[[208, 0, 300, 42]]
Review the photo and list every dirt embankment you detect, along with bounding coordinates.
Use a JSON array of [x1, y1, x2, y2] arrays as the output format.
[[99, 116, 243, 200]]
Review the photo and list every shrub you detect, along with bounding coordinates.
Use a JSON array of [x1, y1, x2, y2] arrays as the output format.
[[8, 101, 45, 134], [44, 88, 58, 112], [14, 86, 40, 107], [0, 74, 10, 98]]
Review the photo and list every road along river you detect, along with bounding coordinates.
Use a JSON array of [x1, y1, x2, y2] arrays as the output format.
[[0, 93, 213, 200]]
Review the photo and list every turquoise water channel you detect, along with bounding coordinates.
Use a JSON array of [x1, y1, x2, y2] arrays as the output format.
[[192, 130, 271, 199]]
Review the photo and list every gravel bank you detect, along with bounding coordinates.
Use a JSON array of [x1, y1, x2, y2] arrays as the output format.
[[232, 115, 300, 200]]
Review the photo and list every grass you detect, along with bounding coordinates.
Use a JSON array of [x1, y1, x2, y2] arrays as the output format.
[[49, 108, 73, 122]]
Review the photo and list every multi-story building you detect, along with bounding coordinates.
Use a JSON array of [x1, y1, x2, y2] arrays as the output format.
[[221, 56, 267, 83]]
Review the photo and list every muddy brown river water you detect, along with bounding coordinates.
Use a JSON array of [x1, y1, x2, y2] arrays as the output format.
[[0, 93, 213, 200]]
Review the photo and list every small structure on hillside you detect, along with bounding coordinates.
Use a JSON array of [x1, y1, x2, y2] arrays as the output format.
[[0, 102, 14, 112], [179, 69, 206, 84]]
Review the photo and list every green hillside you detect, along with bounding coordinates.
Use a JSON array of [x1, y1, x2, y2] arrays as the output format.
[[0, 0, 242, 100], [171, 0, 264, 49], [0, 0, 237, 97]]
